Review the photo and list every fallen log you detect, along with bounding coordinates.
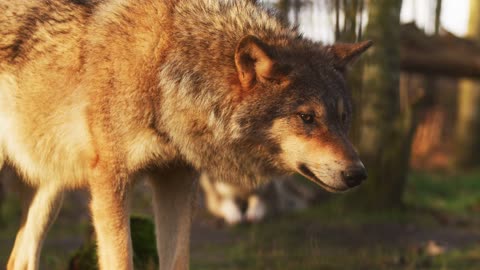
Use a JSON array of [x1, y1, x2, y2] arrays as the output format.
[[401, 23, 480, 78]]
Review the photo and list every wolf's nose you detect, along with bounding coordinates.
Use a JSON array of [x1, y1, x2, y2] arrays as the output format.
[[342, 167, 367, 188]]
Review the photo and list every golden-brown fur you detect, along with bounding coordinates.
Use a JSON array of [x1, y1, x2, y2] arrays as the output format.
[[0, 0, 370, 269]]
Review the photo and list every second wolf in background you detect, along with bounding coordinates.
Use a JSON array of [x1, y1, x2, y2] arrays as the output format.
[[201, 173, 317, 225]]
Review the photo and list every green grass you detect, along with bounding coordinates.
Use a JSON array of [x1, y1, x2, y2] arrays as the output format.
[[190, 212, 452, 270], [190, 170, 480, 270], [431, 245, 480, 270], [189, 218, 480, 270], [405, 170, 480, 214]]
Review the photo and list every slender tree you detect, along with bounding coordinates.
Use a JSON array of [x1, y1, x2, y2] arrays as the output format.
[[341, 0, 359, 42], [434, 0, 442, 35], [335, 0, 341, 40], [277, 0, 291, 24], [421, 0, 443, 159], [357, 0, 364, 40], [455, 0, 480, 168], [331, 0, 364, 143], [292, 0, 301, 26]]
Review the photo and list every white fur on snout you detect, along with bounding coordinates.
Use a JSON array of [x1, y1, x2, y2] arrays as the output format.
[[219, 198, 244, 225], [279, 135, 349, 190], [246, 195, 267, 222]]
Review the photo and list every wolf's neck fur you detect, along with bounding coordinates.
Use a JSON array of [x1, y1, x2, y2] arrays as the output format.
[[156, 0, 299, 185]]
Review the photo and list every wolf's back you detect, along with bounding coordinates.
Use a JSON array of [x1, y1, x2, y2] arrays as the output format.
[[0, 0, 93, 66]]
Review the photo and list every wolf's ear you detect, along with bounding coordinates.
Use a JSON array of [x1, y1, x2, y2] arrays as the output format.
[[235, 35, 290, 89], [327, 40, 373, 71]]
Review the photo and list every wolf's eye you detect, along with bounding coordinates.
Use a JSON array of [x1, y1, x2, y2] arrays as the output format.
[[299, 113, 314, 124]]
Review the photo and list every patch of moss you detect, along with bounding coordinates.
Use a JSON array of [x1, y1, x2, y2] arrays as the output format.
[[69, 216, 158, 270], [131, 217, 158, 269]]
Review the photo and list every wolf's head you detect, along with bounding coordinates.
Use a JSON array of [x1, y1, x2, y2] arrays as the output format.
[[232, 35, 372, 192]]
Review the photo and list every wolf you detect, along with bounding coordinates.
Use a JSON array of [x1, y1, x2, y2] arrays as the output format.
[[200, 173, 317, 225], [0, 0, 370, 269]]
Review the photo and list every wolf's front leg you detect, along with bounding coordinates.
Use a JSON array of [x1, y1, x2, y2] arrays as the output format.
[[89, 169, 133, 270], [149, 166, 198, 270], [7, 180, 64, 270]]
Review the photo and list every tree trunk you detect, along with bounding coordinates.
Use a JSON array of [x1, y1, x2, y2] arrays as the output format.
[[357, 0, 364, 40], [434, 0, 442, 35], [335, 0, 364, 146], [348, 0, 408, 209], [276, 0, 291, 24], [338, 0, 359, 42], [335, 0, 341, 40], [455, 0, 480, 168], [420, 0, 442, 171]]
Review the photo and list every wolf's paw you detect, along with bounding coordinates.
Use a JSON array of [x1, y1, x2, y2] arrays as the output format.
[[219, 199, 243, 225], [246, 195, 267, 223]]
